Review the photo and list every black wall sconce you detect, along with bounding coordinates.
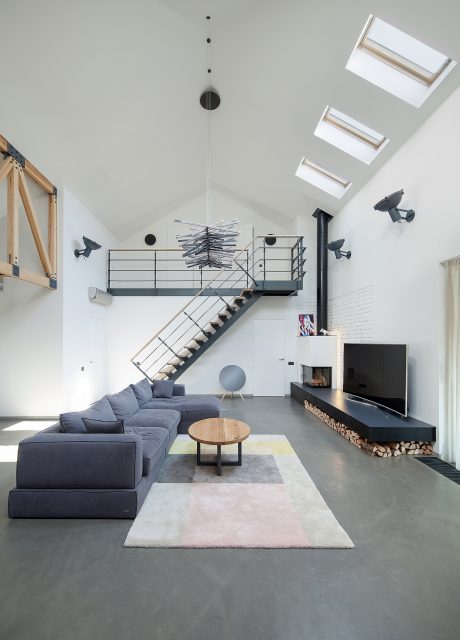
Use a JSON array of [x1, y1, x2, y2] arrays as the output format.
[[374, 189, 415, 223], [74, 236, 102, 259], [264, 234, 277, 246], [326, 238, 351, 260]]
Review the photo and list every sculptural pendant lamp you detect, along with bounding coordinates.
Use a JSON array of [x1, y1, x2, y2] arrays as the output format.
[[176, 16, 239, 270]]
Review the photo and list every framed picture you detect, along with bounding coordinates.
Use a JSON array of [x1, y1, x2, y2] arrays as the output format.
[[298, 313, 315, 337]]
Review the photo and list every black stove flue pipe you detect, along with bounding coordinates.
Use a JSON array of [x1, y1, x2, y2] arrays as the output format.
[[312, 208, 333, 335]]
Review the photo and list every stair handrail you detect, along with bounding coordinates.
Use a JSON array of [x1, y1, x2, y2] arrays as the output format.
[[131, 234, 302, 361]]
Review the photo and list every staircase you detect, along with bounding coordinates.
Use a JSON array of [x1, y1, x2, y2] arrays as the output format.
[[129, 236, 305, 382]]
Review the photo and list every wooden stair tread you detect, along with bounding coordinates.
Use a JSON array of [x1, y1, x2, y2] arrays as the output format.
[[153, 373, 169, 380], [160, 364, 176, 373]]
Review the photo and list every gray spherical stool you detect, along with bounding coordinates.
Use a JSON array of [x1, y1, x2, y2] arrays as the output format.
[[219, 365, 246, 401]]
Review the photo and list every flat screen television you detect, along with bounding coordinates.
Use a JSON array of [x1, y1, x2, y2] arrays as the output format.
[[343, 343, 408, 417]]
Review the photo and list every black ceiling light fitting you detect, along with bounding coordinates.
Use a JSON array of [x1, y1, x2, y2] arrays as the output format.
[[264, 234, 277, 246], [200, 16, 220, 111], [144, 234, 157, 246], [374, 189, 415, 223], [200, 90, 220, 110], [326, 238, 351, 260], [74, 236, 102, 259]]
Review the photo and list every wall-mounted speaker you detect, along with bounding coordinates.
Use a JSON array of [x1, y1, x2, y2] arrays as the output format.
[[144, 234, 157, 246]]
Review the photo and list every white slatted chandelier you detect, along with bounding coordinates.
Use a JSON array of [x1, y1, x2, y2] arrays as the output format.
[[176, 15, 239, 270]]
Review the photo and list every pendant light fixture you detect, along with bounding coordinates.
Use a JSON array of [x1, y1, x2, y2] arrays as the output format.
[[176, 16, 239, 270]]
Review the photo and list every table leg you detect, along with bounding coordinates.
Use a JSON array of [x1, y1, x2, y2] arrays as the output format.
[[217, 445, 222, 476], [197, 442, 201, 465], [238, 442, 242, 466]]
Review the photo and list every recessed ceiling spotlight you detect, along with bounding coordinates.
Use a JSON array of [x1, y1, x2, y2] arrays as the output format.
[[295, 157, 352, 199], [315, 106, 389, 164], [346, 15, 456, 107]]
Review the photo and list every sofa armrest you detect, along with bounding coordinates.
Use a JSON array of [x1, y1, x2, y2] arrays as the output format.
[[173, 384, 185, 396], [16, 434, 143, 490]]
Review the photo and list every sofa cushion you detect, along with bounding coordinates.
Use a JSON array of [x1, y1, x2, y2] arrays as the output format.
[[124, 408, 180, 442], [15, 433, 143, 489], [172, 384, 185, 397], [140, 396, 221, 434], [124, 426, 169, 476], [106, 386, 139, 421], [82, 418, 124, 434], [60, 397, 117, 433], [152, 380, 174, 398], [131, 379, 153, 407], [142, 395, 221, 421]]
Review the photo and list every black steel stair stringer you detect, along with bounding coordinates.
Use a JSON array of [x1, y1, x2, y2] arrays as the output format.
[[169, 292, 262, 381]]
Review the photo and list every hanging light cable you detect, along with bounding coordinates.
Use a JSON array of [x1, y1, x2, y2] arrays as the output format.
[[176, 15, 240, 270]]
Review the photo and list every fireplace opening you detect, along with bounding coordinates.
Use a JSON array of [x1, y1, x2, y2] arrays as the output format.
[[301, 365, 331, 388]]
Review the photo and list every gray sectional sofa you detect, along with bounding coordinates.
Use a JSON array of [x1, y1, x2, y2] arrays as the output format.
[[8, 379, 221, 519]]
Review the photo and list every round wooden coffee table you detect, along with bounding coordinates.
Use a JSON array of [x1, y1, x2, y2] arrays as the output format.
[[188, 418, 251, 476]]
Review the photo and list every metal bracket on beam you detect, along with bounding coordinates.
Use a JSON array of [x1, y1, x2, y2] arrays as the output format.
[[49, 278, 57, 289], [12, 264, 20, 277], [6, 142, 26, 167], [53, 185, 57, 196]]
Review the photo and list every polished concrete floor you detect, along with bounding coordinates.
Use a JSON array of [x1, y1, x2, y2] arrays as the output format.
[[1, 397, 460, 640]]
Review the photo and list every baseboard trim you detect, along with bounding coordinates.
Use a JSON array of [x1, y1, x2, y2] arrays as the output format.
[[0, 416, 58, 421]]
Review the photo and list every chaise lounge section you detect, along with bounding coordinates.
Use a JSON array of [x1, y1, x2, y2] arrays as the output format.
[[8, 380, 221, 518]]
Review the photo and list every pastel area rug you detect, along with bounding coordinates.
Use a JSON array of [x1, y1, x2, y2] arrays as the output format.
[[124, 435, 354, 549]]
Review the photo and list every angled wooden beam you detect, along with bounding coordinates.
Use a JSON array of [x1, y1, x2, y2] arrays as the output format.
[[0, 260, 53, 288], [48, 193, 57, 277], [0, 134, 7, 154], [18, 167, 53, 276], [19, 267, 53, 288], [25, 159, 54, 195], [0, 156, 14, 184], [7, 163, 19, 265]]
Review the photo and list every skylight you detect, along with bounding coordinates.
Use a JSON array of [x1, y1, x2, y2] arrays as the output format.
[[314, 106, 389, 164], [295, 157, 352, 198], [346, 15, 456, 107]]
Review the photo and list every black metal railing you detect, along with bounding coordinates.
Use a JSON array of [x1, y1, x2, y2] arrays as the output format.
[[108, 235, 305, 293], [126, 236, 305, 380]]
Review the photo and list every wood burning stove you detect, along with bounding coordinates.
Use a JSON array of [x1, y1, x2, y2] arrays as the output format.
[[301, 365, 331, 388]]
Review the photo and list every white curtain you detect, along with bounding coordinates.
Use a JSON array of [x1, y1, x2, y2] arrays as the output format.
[[443, 258, 460, 470]]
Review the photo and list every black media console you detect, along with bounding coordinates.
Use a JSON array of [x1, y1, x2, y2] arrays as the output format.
[[291, 382, 436, 442]]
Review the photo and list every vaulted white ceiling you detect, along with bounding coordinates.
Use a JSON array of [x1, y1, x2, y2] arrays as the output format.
[[0, 0, 459, 238]]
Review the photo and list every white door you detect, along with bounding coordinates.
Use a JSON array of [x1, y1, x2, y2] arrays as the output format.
[[253, 319, 286, 396], [86, 317, 106, 403]]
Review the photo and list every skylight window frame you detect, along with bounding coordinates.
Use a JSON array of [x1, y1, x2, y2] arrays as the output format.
[[357, 15, 453, 87], [322, 106, 386, 151], [346, 15, 457, 107], [314, 106, 390, 165], [295, 157, 352, 199]]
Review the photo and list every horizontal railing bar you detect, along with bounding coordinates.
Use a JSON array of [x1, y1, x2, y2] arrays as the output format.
[[109, 236, 301, 252], [110, 259, 291, 268]]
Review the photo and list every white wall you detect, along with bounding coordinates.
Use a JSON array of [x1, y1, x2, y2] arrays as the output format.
[[61, 188, 116, 411], [107, 192, 314, 396], [107, 295, 300, 396], [118, 189, 294, 249], [0, 276, 63, 416], [0, 172, 63, 416], [0, 184, 116, 417], [328, 85, 460, 447]]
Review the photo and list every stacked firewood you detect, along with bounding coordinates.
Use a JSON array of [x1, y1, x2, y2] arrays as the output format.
[[304, 401, 433, 457]]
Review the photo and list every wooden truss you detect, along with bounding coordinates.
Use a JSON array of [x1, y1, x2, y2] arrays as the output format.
[[0, 134, 57, 289]]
